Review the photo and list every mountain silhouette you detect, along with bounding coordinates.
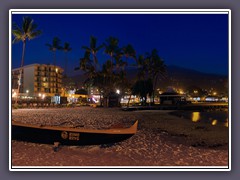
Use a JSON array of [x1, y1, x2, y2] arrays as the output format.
[[66, 65, 228, 94]]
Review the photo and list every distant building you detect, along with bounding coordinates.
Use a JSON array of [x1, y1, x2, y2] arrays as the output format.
[[205, 96, 219, 102], [12, 64, 64, 97], [159, 92, 186, 105]]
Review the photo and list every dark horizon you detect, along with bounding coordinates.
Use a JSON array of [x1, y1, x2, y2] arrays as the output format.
[[11, 13, 229, 76]]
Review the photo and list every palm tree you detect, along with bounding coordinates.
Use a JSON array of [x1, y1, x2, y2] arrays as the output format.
[[147, 49, 166, 104], [79, 51, 96, 78], [46, 37, 62, 95], [123, 44, 136, 65], [46, 37, 62, 66], [136, 54, 147, 80], [62, 42, 72, 76], [127, 50, 166, 106], [103, 36, 119, 70], [126, 54, 145, 107], [12, 16, 42, 105], [115, 69, 130, 106], [79, 51, 96, 99], [114, 49, 124, 72], [132, 79, 153, 106], [101, 60, 116, 107], [82, 36, 103, 72]]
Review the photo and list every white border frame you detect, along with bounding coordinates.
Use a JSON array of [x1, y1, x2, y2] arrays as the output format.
[[9, 9, 231, 171]]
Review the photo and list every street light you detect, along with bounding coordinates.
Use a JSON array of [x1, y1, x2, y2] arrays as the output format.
[[26, 90, 29, 99], [12, 92, 17, 98], [116, 89, 120, 94], [38, 93, 45, 99]]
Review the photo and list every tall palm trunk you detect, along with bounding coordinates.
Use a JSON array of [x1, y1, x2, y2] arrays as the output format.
[[53, 50, 57, 94], [127, 94, 132, 107], [99, 93, 102, 106], [15, 40, 26, 105], [110, 52, 114, 71], [53, 50, 56, 66], [64, 52, 68, 76], [93, 53, 97, 72], [152, 74, 159, 105]]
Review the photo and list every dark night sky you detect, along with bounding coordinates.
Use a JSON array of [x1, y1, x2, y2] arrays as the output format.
[[11, 13, 229, 76]]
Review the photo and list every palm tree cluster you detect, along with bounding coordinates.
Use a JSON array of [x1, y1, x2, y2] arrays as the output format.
[[12, 16, 73, 102], [45, 38, 72, 95], [45, 37, 72, 76], [12, 16, 166, 107], [78, 36, 166, 107]]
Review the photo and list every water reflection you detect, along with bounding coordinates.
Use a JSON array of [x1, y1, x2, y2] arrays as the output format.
[[224, 118, 228, 127], [189, 111, 228, 127], [192, 112, 200, 122], [170, 110, 229, 127], [211, 119, 218, 126]]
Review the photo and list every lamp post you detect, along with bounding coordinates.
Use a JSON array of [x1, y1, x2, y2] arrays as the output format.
[[25, 90, 29, 106], [12, 91, 17, 101], [38, 93, 45, 100], [26, 90, 29, 98], [116, 89, 121, 106]]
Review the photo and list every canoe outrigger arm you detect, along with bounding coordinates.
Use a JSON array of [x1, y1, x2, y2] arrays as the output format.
[[53, 142, 60, 152]]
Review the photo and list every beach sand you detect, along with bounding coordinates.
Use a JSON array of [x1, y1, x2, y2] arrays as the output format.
[[11, 107, 228, 167]]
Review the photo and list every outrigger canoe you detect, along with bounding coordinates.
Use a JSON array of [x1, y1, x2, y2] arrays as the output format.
[[12, 120, 138, 146]]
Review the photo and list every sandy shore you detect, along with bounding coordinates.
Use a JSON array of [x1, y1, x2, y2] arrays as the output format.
[[11, 107, 229, 167]]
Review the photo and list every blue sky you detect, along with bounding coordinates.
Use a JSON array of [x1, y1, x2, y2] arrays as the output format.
[[11, 13, 229, 75]]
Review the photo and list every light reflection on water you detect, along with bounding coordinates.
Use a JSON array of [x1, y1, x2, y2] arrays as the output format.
[[192, 112, 200, 122], [224, 118, 228, 127], [211, 119, 218, 126], [171, 111, 229, 127]]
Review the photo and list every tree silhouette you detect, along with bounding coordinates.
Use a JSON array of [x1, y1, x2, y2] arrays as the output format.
[[46, 37, 62, 66], [82, 36, 103, 72], [12, 16, 42, 105], [62, 42, 72, 76]]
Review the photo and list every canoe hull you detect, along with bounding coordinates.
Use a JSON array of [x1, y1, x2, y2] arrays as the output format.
[[12, 121, 138, 145]]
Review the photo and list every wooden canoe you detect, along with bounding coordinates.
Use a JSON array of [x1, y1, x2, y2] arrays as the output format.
[[11, 120, 138, 146]]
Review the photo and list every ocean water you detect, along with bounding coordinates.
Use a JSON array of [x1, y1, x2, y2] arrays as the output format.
[[169, 110, 229, 127]]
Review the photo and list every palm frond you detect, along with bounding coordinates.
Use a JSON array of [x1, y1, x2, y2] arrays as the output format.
[[82, 46, 91, 52], [90, 36, 97, 49], [12, 16, 41, 43], [12, 30, 22, 37], [28, 30, 42, 40], [22, 17, 32, 33], [96, 44, 104, 51], [63, 42, 72, 52], [12, 22, 22, 32], [12, 37, 21, 44]]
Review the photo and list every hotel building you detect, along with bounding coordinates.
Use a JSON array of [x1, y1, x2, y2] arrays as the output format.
[[12, 64, 64, 97]]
